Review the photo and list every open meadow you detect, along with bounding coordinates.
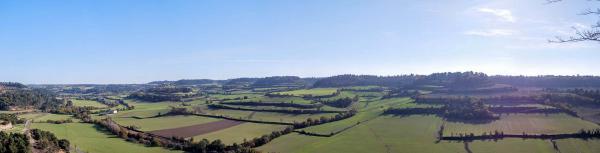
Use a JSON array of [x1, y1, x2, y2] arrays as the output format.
[[31, 123, 182, 153], [443, 113, 600, 135]]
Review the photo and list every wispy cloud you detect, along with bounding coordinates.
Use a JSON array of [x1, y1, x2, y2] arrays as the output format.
[[477, 8, 516, 22], [464, 29, 517, 37]]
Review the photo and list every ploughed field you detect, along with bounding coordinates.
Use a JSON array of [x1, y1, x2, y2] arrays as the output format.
[[149, 120, 244, 138]]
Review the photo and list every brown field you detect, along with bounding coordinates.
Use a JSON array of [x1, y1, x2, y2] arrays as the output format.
[[149, 120, 243, 138]]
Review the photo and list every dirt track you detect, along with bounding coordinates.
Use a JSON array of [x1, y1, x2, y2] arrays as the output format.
[[149, 120, 244, 138]]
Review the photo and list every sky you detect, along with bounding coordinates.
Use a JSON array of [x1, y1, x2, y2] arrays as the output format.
[[1, 0, 599, 84]]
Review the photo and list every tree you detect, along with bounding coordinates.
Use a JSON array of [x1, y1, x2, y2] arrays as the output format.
[[548, 0, 600, 43]]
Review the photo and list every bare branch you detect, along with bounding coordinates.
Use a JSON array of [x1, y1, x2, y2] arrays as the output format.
[[579, 8, 600, 15], [547, 0, 600, 43], [549, 27, 600, 43]]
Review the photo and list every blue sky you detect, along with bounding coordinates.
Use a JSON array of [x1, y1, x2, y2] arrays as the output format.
[[1, 0, 599, 84]]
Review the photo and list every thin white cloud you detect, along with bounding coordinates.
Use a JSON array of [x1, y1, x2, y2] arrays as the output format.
[[477, 8, 516, 22], [464, 29, 517, 37]]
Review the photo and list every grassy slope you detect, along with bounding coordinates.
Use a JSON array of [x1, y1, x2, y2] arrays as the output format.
[[31, 123, 182, 153], [554, 139, 600, 153], [201, 108, 338, 123], [259, 115, 465, 153], [19, 113, 76, 122], [444, 113, 600, 135], [468, 139, 555, 153], [192, 123, 288, 144], [301, 97, 414, 134], [224, 96, 315, 105]]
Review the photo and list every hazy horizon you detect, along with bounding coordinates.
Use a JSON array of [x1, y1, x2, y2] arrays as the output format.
[[2, 0, 600, 84]]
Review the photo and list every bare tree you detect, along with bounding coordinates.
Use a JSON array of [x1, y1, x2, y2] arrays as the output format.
[[547, 0, 600, 43]]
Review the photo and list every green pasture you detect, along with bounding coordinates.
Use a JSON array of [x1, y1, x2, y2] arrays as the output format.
[[31, 123, 182, 153], [192, 123, 288, 144]]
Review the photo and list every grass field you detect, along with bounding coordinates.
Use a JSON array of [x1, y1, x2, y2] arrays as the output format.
[[209, 93, 263, 100], [192, 123, 288, 144], [19, 113, 76, 122], [554, 139, 600, 153], [319, 91, 357, 101], [18, 113, 48, 120], [301, 97, 414, 134], [274, 88, 338, 97], [443, 113, 600, 135], [224, 96, 315, 105], [113, 115, 221, 131], [340, 86, 382, 91], [468, 139, 555, 153], [259, 115, 465, 153], [112, 100, 208, 119], [71, 99, 108, 108], [201, 108, 338, 123], [31, 123, 182, 153], [259, 114, 600, 153]]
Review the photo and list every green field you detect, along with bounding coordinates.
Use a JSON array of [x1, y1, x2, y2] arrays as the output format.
[[260, 114, 600, 153], [201, 108, 338, 123], [443, 113, 600, 135], [20, 113, 76, 122], [112, 100, 207, 119], [18, 113, 48, 120], [274, 88, 338, 97], [554, 139, 600, 153], [31, 123, 182, 153], [319, 91, 357, 101], [209, 93, 263, 100], [468, 139, 555, 153], [301, 97, 415, 134], [71, 99, 108, 108], [224, 95, 315, 105], [259, 115, 465, 153], [192, 123, 288, 144], [340, 86, 382, 91]]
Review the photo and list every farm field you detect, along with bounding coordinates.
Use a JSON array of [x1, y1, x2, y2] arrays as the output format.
[[301, 97, 414, 134], [31, 123, 182, 153], [259, 115, 466, 153], [209, 93, 263, 100], [443, 113, 600, 135], [554, 139, 600, 153], [224, 96, 315, 104], [201, 107, 338, 123], [71, 99, 108, 108], [150, 120, 244, 138], [192, 123, 289, 144], [19, 113, 76, 122], [112, 115, 221, 131], [468, 139, 555, 153], [319, 91, 357, 101], [274, 88, 338, 96]]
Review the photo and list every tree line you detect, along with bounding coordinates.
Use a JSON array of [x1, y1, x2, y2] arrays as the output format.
[[207, 104, 343, 114], [442, 129, 600, 142]]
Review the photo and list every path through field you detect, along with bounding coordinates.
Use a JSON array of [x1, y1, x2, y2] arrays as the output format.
[[366, 125, 391, 153], [24, 120, 42, 153]]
